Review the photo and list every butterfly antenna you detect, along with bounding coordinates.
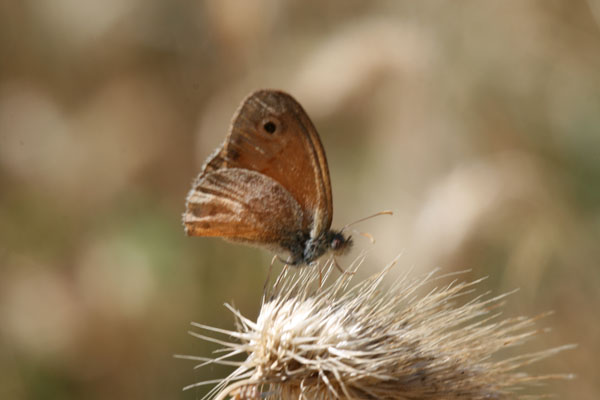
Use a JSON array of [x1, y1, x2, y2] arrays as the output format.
[[341, 211, 393, 245], [341, 210, 393, 232], [353, 229, 375, 244]]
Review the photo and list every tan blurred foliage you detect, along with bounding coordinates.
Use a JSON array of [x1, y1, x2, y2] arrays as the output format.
[[1, 1, 598, 399]]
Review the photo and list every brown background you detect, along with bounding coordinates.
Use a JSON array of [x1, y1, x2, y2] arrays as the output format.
[[1, 1, 599, 399]]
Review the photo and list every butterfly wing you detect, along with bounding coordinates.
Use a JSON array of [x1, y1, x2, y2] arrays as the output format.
[[197, 90, 333, 238], [184, 168, 304, 245]]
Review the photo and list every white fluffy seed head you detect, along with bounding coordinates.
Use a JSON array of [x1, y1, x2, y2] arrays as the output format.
[[182, 256, 574, 400]]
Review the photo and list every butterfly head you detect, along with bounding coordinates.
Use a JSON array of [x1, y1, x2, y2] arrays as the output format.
[[329, 231, 352, 255], [298, 230, 352, 265]]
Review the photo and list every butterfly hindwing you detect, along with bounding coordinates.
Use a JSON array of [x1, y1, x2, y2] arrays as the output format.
[[184, 168, 304, 244]]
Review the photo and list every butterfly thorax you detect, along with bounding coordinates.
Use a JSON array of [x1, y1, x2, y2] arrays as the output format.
[[281, 230, 352, 265]]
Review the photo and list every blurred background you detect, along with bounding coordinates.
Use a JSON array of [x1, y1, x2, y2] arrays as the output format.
[[1, 1, 599, 399]]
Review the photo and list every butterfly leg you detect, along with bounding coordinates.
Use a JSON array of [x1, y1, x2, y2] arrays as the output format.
[[272, 264, 290, 294], [318, 262, 323, 287], [333, 257, 355, 275], [276, 255, 303, 267], [263, 255, 279, 295]]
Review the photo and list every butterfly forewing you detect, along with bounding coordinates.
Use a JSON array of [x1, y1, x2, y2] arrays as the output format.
[[197, 90, 333, 237]]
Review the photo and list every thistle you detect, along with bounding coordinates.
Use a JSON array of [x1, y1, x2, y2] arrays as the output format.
[[179, 256, 573, 399]]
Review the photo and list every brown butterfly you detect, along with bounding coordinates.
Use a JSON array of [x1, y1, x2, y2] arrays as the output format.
[[183, 89, 352, 265]]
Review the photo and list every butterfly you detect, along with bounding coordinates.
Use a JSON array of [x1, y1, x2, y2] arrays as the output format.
[[183, 89, 352, 265]]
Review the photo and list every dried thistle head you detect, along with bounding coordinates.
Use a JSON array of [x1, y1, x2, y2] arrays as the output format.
[[180, 257, 573, 400]]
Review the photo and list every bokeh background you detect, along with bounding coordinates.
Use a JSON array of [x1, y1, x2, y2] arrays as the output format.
[[1, 1, 599, 399]]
